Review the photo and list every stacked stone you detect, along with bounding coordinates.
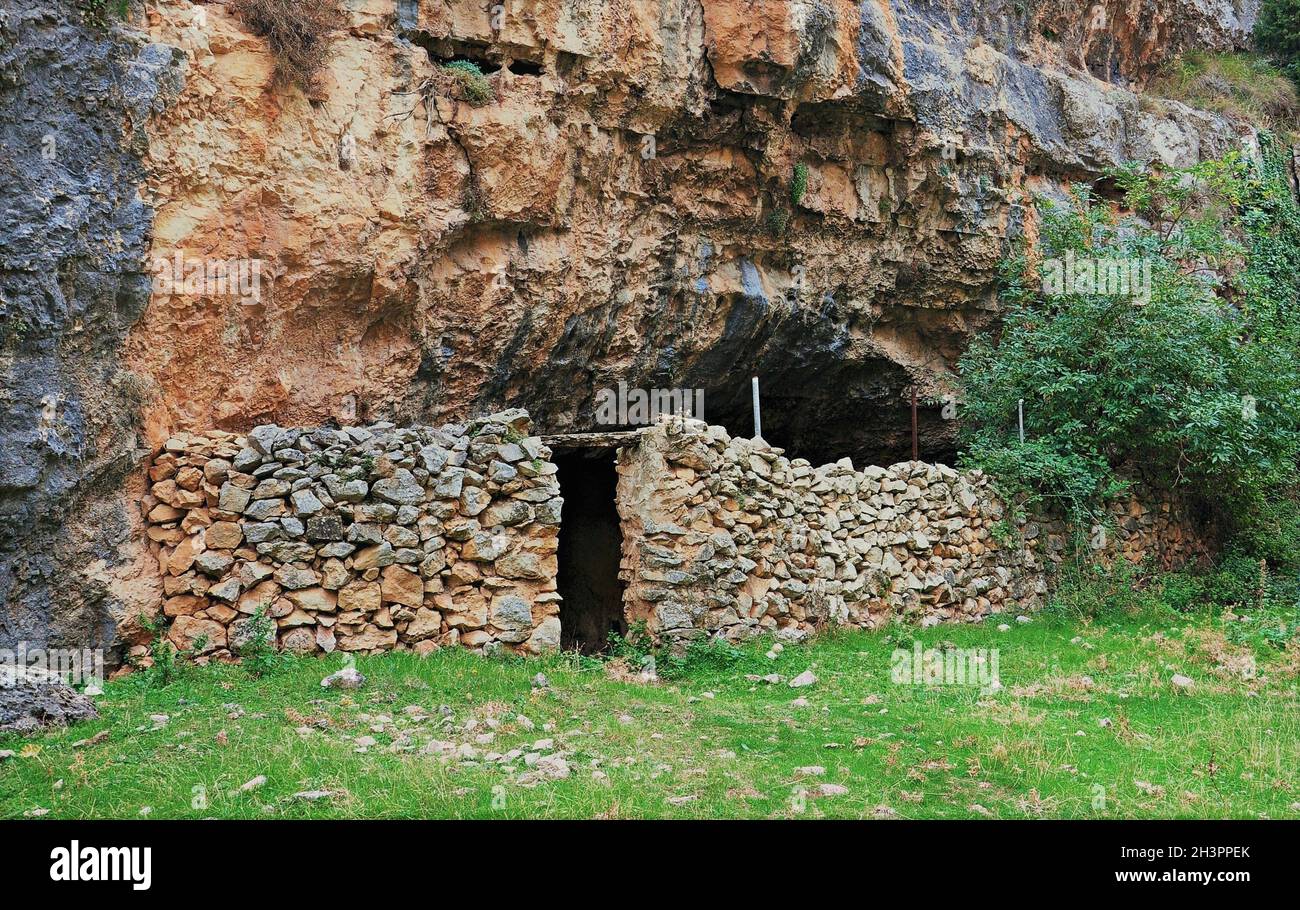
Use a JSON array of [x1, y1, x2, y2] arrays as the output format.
[[142, 409, 563, 660], [618, 418, 1209, 645]]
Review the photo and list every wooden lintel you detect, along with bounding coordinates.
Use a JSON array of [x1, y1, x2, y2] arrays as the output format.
[[539, 429, 646, 451]]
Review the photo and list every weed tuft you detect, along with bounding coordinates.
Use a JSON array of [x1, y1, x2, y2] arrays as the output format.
[[442, 60, 495, 107], [230, 0, 346, 93]]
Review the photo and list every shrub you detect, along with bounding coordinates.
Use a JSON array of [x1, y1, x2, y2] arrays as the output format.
[[1256, 0, 1300, 85], [230, 0, 345, 92], [608, 620, 654, 662], [231, 607, 284, 678], [1222, 486, 1300, 572], [791, 163, 809, 206], [442, 60, 495, 107], [959, 147, 1300, 546], [78, 0, 129, 27], [1156, 570, 1206, 613], [1201, 550, 1266, 608], [656, 636, 750, 680], [1043, 559, 1158, 620], [136, 614, 184, 688]]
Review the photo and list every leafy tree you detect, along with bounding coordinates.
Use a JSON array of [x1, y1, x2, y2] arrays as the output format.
[[959, 145, 1300, 553], [1256, 0, 1300, 84]]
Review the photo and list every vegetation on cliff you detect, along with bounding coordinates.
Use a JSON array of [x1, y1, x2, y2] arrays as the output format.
[[1257, 0, 1300, 87], [441, 60, 496, 108], [1148, 51, 1300, 133], [959, 142, 1300, 569], [229, 0, 344, 92], [75, 0, 130, 27]]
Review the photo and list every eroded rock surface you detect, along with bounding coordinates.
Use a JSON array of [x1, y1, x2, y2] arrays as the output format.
[[125, 0, 1262, 471], [0, 0, 182, 661]]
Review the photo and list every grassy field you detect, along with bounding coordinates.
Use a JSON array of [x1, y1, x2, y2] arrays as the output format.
[[2, 599, 1298, 819]]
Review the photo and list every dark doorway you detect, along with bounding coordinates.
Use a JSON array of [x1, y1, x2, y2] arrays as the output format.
[[555, 451, 626, 653]]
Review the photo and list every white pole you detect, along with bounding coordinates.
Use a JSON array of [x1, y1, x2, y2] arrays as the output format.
[[752, 377, 762, 440], [1018, 399, 1024, 444]]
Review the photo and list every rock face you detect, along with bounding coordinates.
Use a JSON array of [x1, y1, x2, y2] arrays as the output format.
[[124, 0, 1263, 470], [0, 665, 99, 734], [0, 1, 1259, 658], [1035, 0, 1257, 83], [0, 1, 183, 663]]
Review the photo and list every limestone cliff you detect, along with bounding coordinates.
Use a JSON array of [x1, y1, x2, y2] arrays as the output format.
[[0, 0, 184, 655], [0, 0, 1268, 659]]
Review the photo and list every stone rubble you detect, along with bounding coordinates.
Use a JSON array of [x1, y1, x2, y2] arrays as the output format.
[[0, 665, 100, 734], [320, 667, 366, 690]]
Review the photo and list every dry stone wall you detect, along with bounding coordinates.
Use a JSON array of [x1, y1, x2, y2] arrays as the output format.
[[142, 407, 1212, 661], [616, 419, 1211, 645], [140, 410, 563, 662]]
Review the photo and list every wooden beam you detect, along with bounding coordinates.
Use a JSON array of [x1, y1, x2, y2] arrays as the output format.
[[540, 429, 646, 452]]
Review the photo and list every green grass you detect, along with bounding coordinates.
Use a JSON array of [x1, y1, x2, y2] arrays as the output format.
[[3, 594, 1297, 819], [1146, 51, 1300, 135]]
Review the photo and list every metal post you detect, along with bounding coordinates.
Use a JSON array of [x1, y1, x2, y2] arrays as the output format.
[[911, 386, 919, 462], [1018, 398, 1024, 444], [752, 377, 762, 440]]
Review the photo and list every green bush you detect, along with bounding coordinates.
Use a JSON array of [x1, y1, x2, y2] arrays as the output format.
[[656, 636, 750, 680], [790, 163, 809, 206], [608, 620, 654, 662], [1042, 559, 1159, 620], [134, 615, 187, 688], [1256, 0, 1300, 85], [443, 60, 495, 107], [1043, 546, 1300, 625], [1153, 570, 1205, 613], [78, 0, 129, 26], [232, 607, 285, 678], [959, 146, 1300, 552], [1224, 488, 1300, 572], [1201, 551, 1265, 608], [607, 621, 763, 680]]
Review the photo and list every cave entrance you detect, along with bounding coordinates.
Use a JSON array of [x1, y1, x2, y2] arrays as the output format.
[[552, 446, 627, 654]]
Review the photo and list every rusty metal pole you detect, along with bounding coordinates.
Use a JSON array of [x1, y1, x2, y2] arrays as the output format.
[[911, 386, 919, 462]]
